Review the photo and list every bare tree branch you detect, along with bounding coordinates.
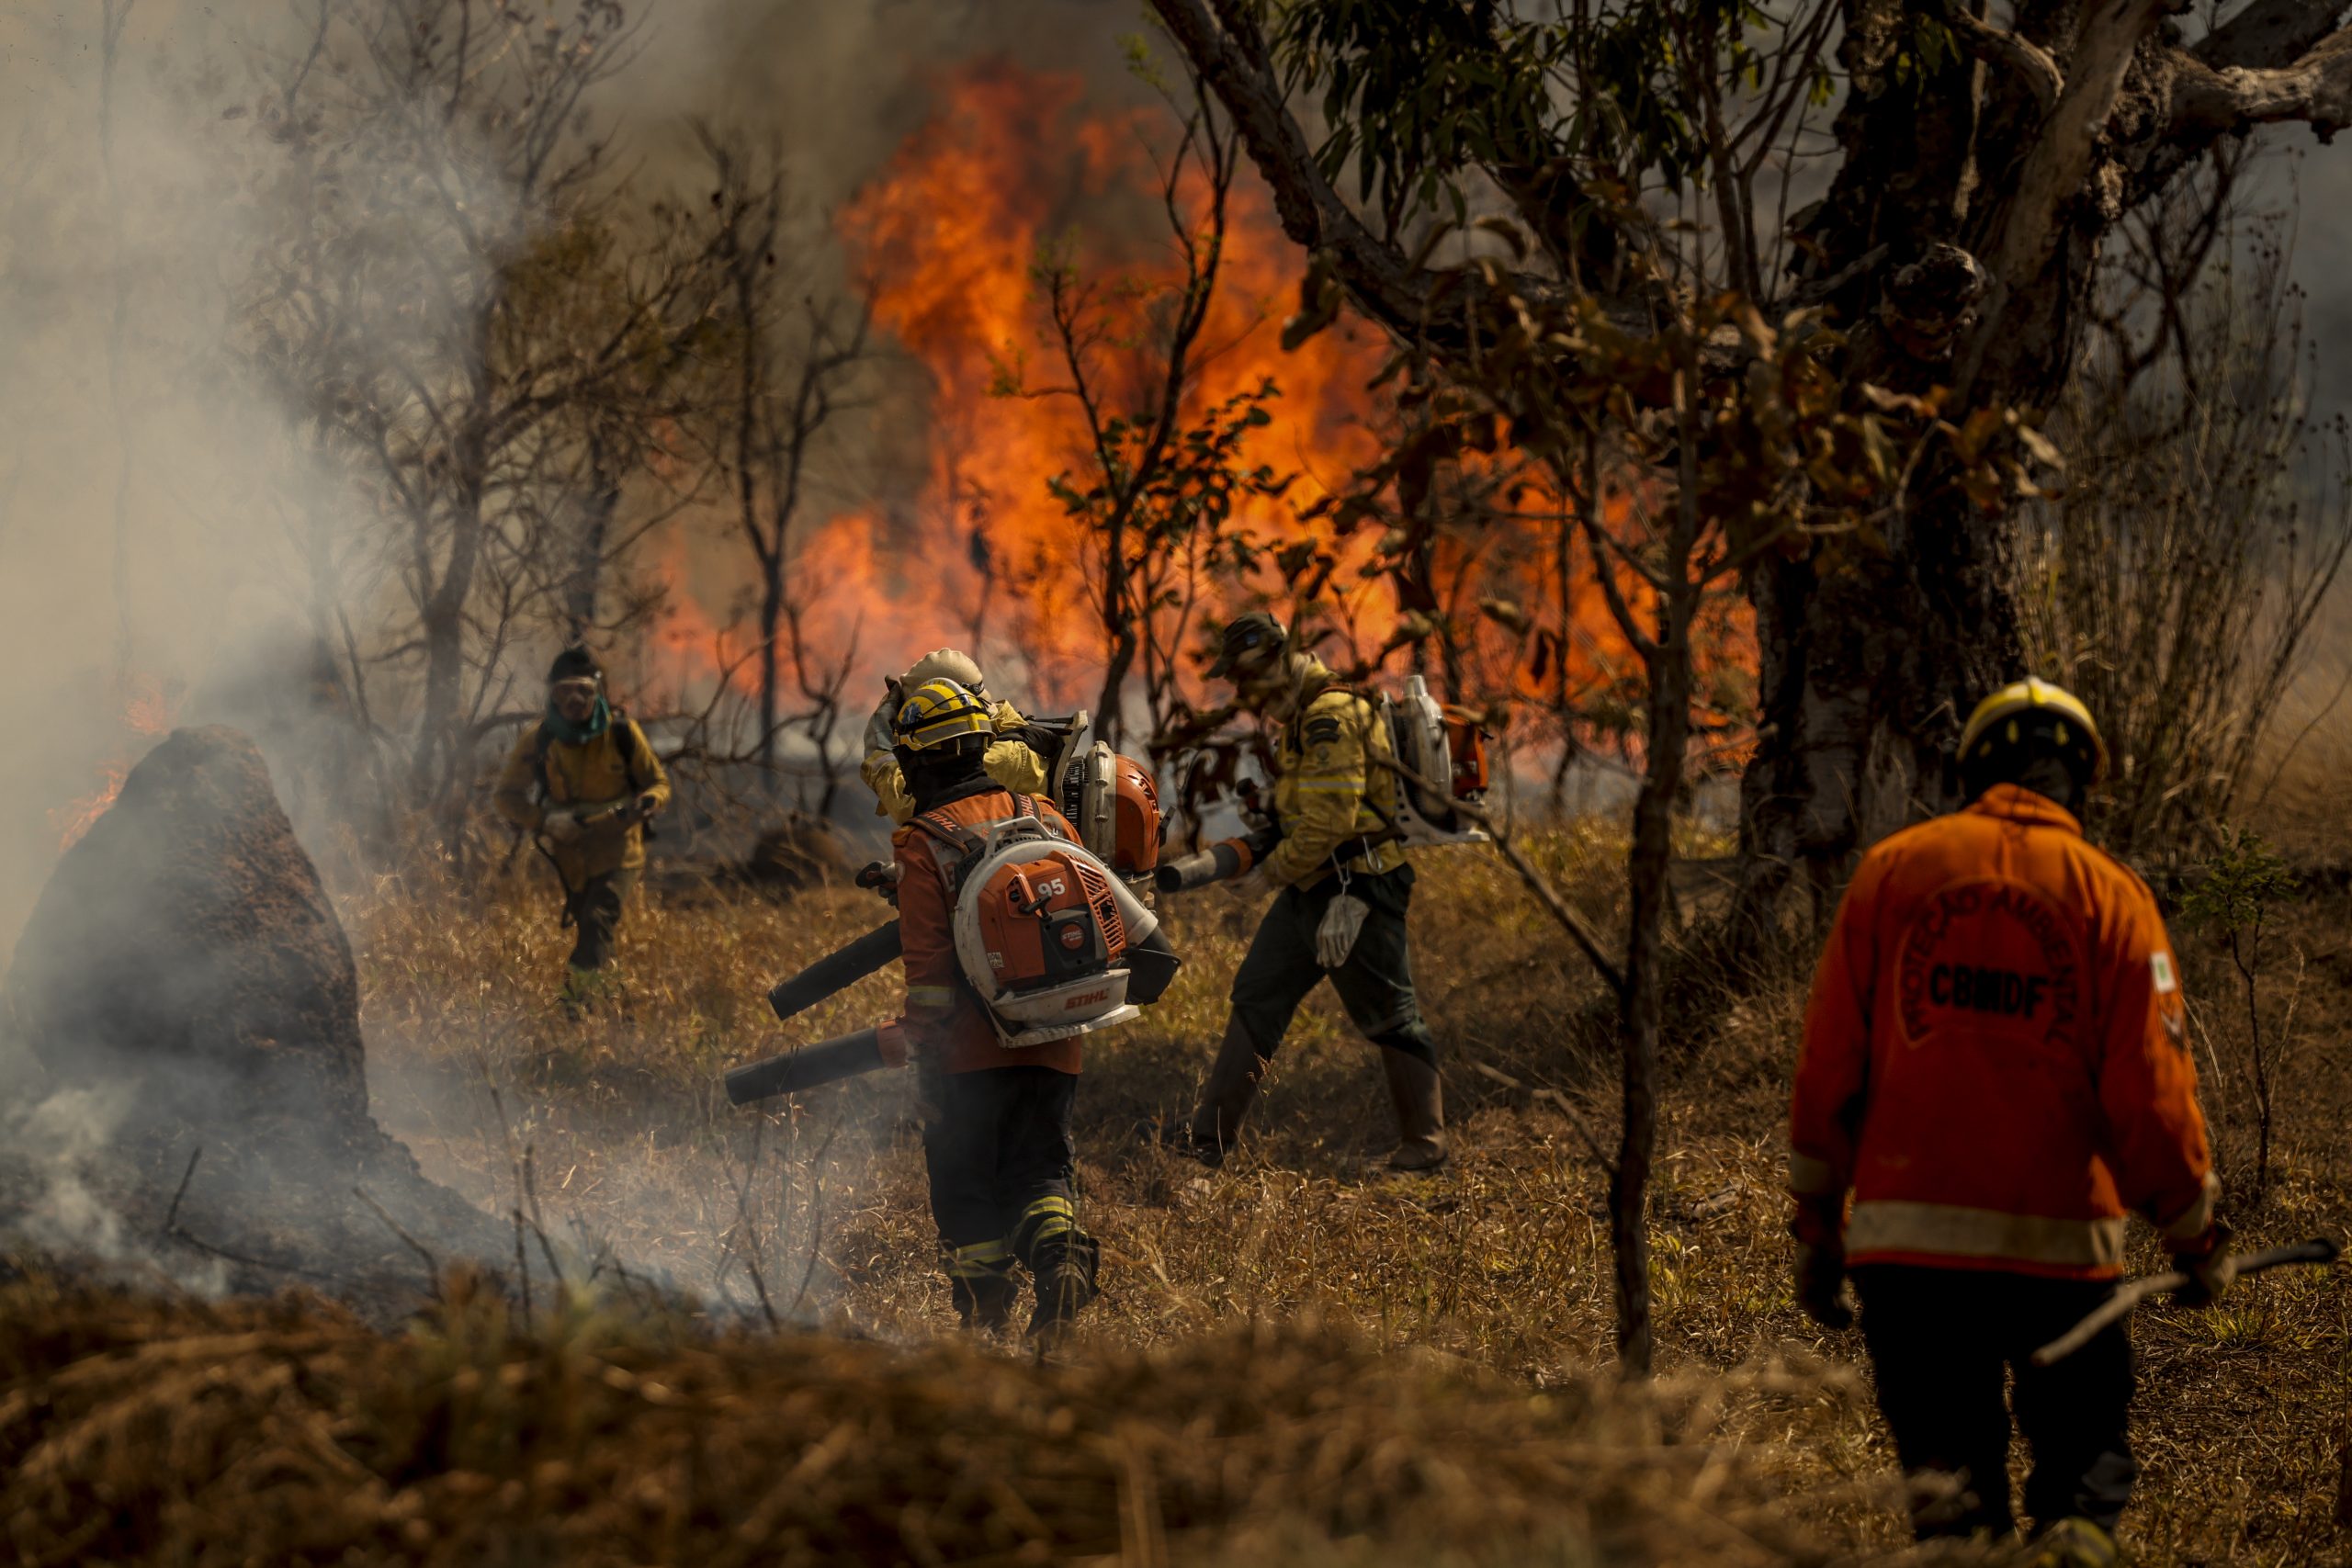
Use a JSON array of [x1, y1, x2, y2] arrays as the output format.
[[2168, 27, 2352, 143], [1933, 0, 2061, 117]]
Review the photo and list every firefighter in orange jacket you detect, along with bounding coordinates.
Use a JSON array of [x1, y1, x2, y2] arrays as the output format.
[[888, 677, 1148, 1345], [1789, 679, 2228, 1564]]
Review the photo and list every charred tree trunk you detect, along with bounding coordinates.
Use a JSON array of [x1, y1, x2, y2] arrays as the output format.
[[758, 570, 786, 786], [413, 465, 485, 807], [411, 295, 496, 809], [1732, 490, 2027, 950], [1097, 515, 1136, 749], [1731, 2, 2088, 955], [1611, 615, 1693, 1377], [564, 433, 623, 645]]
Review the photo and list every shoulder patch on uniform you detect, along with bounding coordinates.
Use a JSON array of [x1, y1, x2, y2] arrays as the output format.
[[2151, 951, 2177, 995], [1303, 716, 1344, 746]]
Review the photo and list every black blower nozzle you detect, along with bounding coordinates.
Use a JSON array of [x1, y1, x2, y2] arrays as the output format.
[[767, 920, 904, 1021], [726, 1025, 894, 1105]]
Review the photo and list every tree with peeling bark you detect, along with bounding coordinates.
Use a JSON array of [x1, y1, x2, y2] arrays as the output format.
[[1143, 0, 2352, 947], [1338, 278, 2012, 1372]]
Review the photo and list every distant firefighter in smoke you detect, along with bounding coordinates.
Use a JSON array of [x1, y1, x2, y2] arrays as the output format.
[[492, 648, 670, 1012], [859, 648, 1061, 825]]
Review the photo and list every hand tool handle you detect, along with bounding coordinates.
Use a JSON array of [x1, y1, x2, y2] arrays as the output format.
[[2030, 1236, 2340, 1366]]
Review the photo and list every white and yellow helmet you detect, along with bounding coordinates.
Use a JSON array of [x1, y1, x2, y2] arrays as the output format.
[[900, 648, 989, 697], [1959, 677, 2108, 786], [892, 677, 994, 753]]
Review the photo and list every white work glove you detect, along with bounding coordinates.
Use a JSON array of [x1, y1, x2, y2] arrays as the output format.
[[1316, 892, 1370, 969], [543, 810, 583, 845]]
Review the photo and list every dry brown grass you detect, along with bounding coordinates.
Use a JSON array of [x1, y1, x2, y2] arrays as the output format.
[[0, 1262, 1917, 1568], [6, 822, 2346, 1564]]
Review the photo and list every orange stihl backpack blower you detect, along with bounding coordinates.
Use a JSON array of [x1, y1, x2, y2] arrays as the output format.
[[1058, 740, 1165, 879], [910, 795, 1160, 1045]]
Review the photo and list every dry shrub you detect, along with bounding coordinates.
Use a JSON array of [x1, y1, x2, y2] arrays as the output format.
[[0, 1269, 1895, 1568], [262, 826, 2352, 1565], [2022, 215, 2352, 862]]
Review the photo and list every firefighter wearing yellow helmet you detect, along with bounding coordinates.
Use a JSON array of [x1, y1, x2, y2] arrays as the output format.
[[1791, 675, 2222, 1562], [860, 649, 1057, 825], [491, 646, 671, 1012], [1956, 677, 2109, 802], [886, 674, 1136, 1345]]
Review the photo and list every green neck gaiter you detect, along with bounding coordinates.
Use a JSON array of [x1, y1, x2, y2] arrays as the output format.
[[545, 694, 612, 745]]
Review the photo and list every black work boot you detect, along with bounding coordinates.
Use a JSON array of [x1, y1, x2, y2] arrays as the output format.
[[949, 1259, 1020, 1334], [1150, 1013, 1266, 1168], [1024, 1231, 1102, 1350], [1378, 1049, 1449, 1172]]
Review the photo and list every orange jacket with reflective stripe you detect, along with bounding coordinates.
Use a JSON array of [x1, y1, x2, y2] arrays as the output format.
[[892, 786, 1083, 1077], [1789, 784, 2216, 1279]]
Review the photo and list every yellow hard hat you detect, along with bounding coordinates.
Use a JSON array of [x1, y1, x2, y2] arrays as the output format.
[[892, 677, 993, 752], [1959, 677, 2108, 784]]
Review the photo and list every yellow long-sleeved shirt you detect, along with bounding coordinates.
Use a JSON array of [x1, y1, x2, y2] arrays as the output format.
[[1262, 662, 1407, 888], [492, 716, 670, 882]]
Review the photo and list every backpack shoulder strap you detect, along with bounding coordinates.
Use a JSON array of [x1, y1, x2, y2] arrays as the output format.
[[532, 722, 557, 802], [910, 809, 990, 897], [612, 709, 646, 795], [910, 808, 978, 849], [1030, 794, 1079, 844]]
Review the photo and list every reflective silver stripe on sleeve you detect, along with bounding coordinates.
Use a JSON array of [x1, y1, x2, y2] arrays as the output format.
[[1845, 1201, 2128, 1270], [1291, 780, 1365, 793], [2155, 1169, 2222, 1241], [1787, 1151, 1842, 1198], [906, 986, 956, 1009]]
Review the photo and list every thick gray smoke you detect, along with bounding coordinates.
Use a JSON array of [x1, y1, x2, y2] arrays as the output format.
[[0, 0, 1145, 1303], [0, 0, 1146, 950]]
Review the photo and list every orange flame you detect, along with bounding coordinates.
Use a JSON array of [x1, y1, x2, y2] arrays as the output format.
[[654, 62, 1749, 750], [51, 760, 130, 853], [53, 672, 179, 852], [808, 64, 1394, 709]]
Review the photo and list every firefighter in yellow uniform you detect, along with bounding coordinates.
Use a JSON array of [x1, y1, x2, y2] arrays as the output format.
[[859, 649, 1057, 825], [492, 648, 671, 1009], [1163, 612, 1446, 1171]]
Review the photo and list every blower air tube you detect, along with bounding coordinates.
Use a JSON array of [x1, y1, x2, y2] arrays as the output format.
[[1154, 838, 1254, 894], [767, 920, 903, 1021], [726, 1024, 900, 1105]]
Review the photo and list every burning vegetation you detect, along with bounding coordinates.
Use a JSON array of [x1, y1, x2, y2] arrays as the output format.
[[47, 674, 178, 854], [10, 1, 2352, 1564]]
